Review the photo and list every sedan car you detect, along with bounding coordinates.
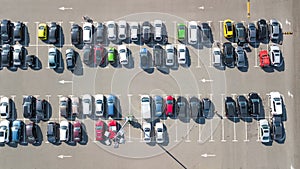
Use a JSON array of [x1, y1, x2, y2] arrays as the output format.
[[248, 92, 261, 116], [73, 121, 82, 142], [95, 94, 104, 117], [118, 20, 127, 41], [202, 98, 212, 118], [48, 47, 58, 69], [225, 97, 237, 117], [11, 120, 22, 143], [257, 19, 268, 41], [26, 122, 38, 144], [94, 44, 105, 66], [13, 44, 24, 67], [153, 45, 163, 68], [60, 97, 70, 118], [155, 122, 164, 143], [71, 96, 79, 117], [269, 92, 283, 116], [188, 21, 198, 45], [247, 23, 257, 43], [223, 42, 235, 68], [13, 21, 24, 43], [235, 22, 246, 45], [212, 47, 222, 67], [272, 116, 285, 142], [0, 97, 10, 119], [269, 45, 282, 67], [83, 22, 93, 44], [154, 95, 163, 117], [165, 44, 175, 66], [96, 22, 104, 43], [47, 122, 59, 144], [223, 19, 234, 38], [176, 96, 189, 119], [269, 19, 280, 42], [0, 120, 10, 143], [165, 96, 174, 116], [1, 19, 12, 44], [177, 23, 186, 41], [48, 22, 58, 44], [118, 45, 128, 65], [107, 21, 117, 41], [143, 122, 151, 143], [259, 50, 270, 68], [23, 95, 35, 118], [259, 119, 270, 143], [140, 48, 150, 69], [200, 22, 211, 43], [83, 44, 92, 65], [130, 22, 139, 42], [154, 20, 162, 42], [142, 21, 151, 43], [190, 97, 202, 119], [95, 120, 105, 141], [38, 23, 48, 40], [82, 94, 92, 115], [60, 120, 69, 142], [236, 95, 248, 118], [66, 48, 76, 70], [35, 99, 47, 121], [107, 47, 117, 64], [235, 46, 246, 68], [107, 95, 116, 118], [1, 44, 12, 68], [177, 44, 186, 65], [71, 24, 81, 45]]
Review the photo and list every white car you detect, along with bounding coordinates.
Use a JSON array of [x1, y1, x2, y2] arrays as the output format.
[[177, 44, 186, 64], [0, 97, 10, 119], [143, 122, 151, 143], [259, 119, 270, 143], [0, 120, 10, 143], [212, 47, 222, 67], [82, 94, 92, 115], [118, 20, 127, 40], [94, 94, 104, 117], [130, 22, 139, 42], [83, 22, 93, 44], [269, 45, 282, 67], [155, 122, 164, 143], [13, 44, 23, 66], [60, 120, 69, 142], [165, 44, 175, 66], [141, 95, 151, 120], [269, 92, 283, 116], [154, 20, 162, 42], [188, 21, 198, 45], [107, 21, 117, 41], [118, 45, 128, 65]]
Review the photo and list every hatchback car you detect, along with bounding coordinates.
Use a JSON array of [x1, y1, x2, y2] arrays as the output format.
[[212, 47, 222, 67], [165, 44, 175, 66], [48, 47, 58, 69], [95, 94, 104, 117], [154, 20, 163, 42], [225, 97, 237, 117], [83, 22, 93, 44], [154, 95, 163, 117], [269, 45, 282, 67], [0, 97, 10, 119], [108, 47, 117, 64], [1, 44, 12, 68], [118, 20, 127, 41], [35, 99, 47, 121], [130, 22, 139, 42], [235, 46, 246, 68], [11, 120, 22, 143], [59, 120, 69, 142], [165, 96, 174, 116], [259, 50, 270, 68], [107, 21, 117, 41], [248, 92, 261, 116], [257, 19, 268, 41], [272, 116, 284, 142], [259, 119, 270, 143], [236, 95, 248, 117], [200, 23, 211, 43], [13, 21, 24, 43], [153, 45, 163, 68], [140, 48, 150, 69], [66, 48, 76, 70], [223, 19, 234, 38], [177, 44, 186, 65], [235, 22, 246, 44], [143, 122, 151, 143], [188, 21, 198, 45], [48, 22, 58, 44], [190, 97, 202, 119], [60, 97, 70, 118], [202, 98, 212, 118], [269, 92, 283, 116], [38, 23, 48, 40], [13, 44, 24, 67], [177, 23, 186, 42], [71, 24, 81, 45], [0, 120, 10, 143], [142, 21, 152, 43], [118, 45, 128, 65], [107, 95, 116, 118], [1, 19, 12, 44], [71, 96, 79, 117], [83, 44, 92, 65], [26, 122, 38, 144], [223, 42, 235, 68], [82, 94, 92, 115], [269, 19, 280, 42], [95, 120, 105, 141], [23, 95, 36, 118], [96, 22, 104, 43], [47, 122, 59, 144], [73, 121, 82, 142], [247, 23, 256, 43], [155, 122, 164, 143]]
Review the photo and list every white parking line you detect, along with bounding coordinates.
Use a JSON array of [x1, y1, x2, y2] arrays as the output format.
[[244, 120, 249, 142], [185, 122, 191, 142], [173, 21, 177, 44], [254, 47, 259, 67], [127, 94, 132, 142], [57, 95, 62, 123], [232, 119, 238, 142], [175, 119, 179, 142], [256, 120, 260, 142], [219, 21, 223, 44], [209, 47, 213, 67], [198, 124, 203, 143], [221, 94, 226, 142], [209, 119, 214, 142], [34, 22, 39, 58]]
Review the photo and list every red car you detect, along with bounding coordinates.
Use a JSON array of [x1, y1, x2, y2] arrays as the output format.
[[259, 50, 270, 67], [95, 120, 105, 141], [73, 121, 82, 142], [94, 44, 105, 66], [165, 96, 174, 116]]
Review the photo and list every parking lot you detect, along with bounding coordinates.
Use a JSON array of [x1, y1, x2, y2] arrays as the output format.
[[0, 0, 299, 169]]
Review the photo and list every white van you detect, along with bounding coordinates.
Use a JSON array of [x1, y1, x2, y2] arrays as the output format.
[[141, 95, 151, 120], [188, 21, 198, 45], [83, 22, 92, 44]]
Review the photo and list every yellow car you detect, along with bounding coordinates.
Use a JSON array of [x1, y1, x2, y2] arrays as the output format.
[[38, 23, 48, 40], [223, 19, 233, 38]]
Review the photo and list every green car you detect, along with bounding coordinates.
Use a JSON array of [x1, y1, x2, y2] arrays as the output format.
[[177, 23, 186, 41], [108, 47, 116, 63]]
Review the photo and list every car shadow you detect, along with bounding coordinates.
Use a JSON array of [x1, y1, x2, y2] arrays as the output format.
[[281, 97, 287, 122], [262, 66, 275, 73], [54, 25, 65, 48], [123, 48, 134, 69], [54, 50, 64, 74], [249, 41, 260, 48], [9, 98, 17, 121], [73, 50, 83, 76], [42, 100, 52, 121], [114, 96, 122, 120], [33, 125, 43, 146], [79, 122, 89, 145], [21, 24, 30, 47], [159, 123, 169, 146]]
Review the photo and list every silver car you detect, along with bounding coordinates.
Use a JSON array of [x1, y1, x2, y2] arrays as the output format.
[[82, 94, 92, 115], [235, 46, 246, 68], [130, 22, 139, 42], [165, 44, 175, 66], [154, 20, 162, 42], [13, 44, 23, 66], [118, 20, 127, 40], [269, 19, 280, 42], [107, 21, 117, 41]]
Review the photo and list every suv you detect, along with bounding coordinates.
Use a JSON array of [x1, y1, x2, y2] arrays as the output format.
[[200, 23, 211, 43], [257, 19, 268, 41], [0, 97, 10, 119], [1, 19, 12, 44], [118, 20, 127, 41], [223, 42, 235, 68], [235, 46, 246, 68], [269, 92, 283, 116], [272, 116, 284, 142], [142, 21, 151, 43], [236, 95, 248, 117], [23, 95, 36, 118], [48, 22, 58, 44], [248, 92, 261, 116], [153, 45, 163, 68], [247, 23, 256, 43], [35, 99, 47, 121], [13, 21, 24, 43], [235, 22, 246, 45], [26, 122, 38, 144], [154, 95, 163, 117], [190, 97, 202, 119], [48, 47, 58, 69], [1, 44, 12, 68], [176, 96, 188, 119], [269, 19, 280, 42], [225, 97, 237, 117], [47, 122, 59, 144], [71, 24, 81, 45], [269, 45, 282, 67], [83, 44, 92, 65], [154, 20, 162, 42], [107, 95, 116, 118]]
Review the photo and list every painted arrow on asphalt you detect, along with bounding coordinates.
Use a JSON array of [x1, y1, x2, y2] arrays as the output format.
[[59, 7, 73, 10], [59, 80, 73, 84], [201, 153, 216, 157], [201, 78, 213, 83], [58, 155, 72, 159]]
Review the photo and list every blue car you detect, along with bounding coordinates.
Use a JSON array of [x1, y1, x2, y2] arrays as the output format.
[[11, 120, 22, 143], [107, 95, 115, 118]]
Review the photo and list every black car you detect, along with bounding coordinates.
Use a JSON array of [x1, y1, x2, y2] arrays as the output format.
[[25, 55, 39, 69], [66, 49, 75, 70], [223, 42, 235, 68], [23, 95, 36, 118], [83, 44, 92, 65], [48, 22, 58, 44], [225, 97, 237, 117], [200, 23, 212, 43], [13, 21, 24, 43], [142, 21, 152, 43], [47, 122, 59, 144], [1, 19, 12, 44], [176, 96, 189, 119], [71, 24, 81, 45], [190, 97, 202, 119], [1, 44, 12, 68], [35, 99, 47, 121], [153, 45, 164, 68], [96, 23, 105, 43], [202, 98, 211, 118], [248, 92, 261, 116], [236, 95, 248, 117], [272, 116, 284, 142], [26, 122, 38, 144], [257, 19, 268, 41], [235, 22, 246, 45]]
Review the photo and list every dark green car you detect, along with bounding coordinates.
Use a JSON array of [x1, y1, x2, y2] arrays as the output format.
[[177, 23, 186, 41]]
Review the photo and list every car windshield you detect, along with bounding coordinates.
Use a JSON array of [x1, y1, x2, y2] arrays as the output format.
[[179, 49, 185, 52], [39, 26, 44, 30], [167, 49, 173, 53], [142, 98, 149, 102], [167, 100, 173, 104], [179, 25, 185, 29], [120, 49, 126, 53], [214, 51, 221, 55], [190, 25, 197, 29], [61, 101, 66, 106], [0, 132, 3, 137], [74, 127, 80, 131], [144, 128, 150, 132], [61, 126, 67, 130], [108, 24, 114, 28], [96, 126, 103, 130], [84, 99, 90, 103], [226, 22, 232, 31], [96, 100, 102, 104], [157, 128, 163, 132]]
